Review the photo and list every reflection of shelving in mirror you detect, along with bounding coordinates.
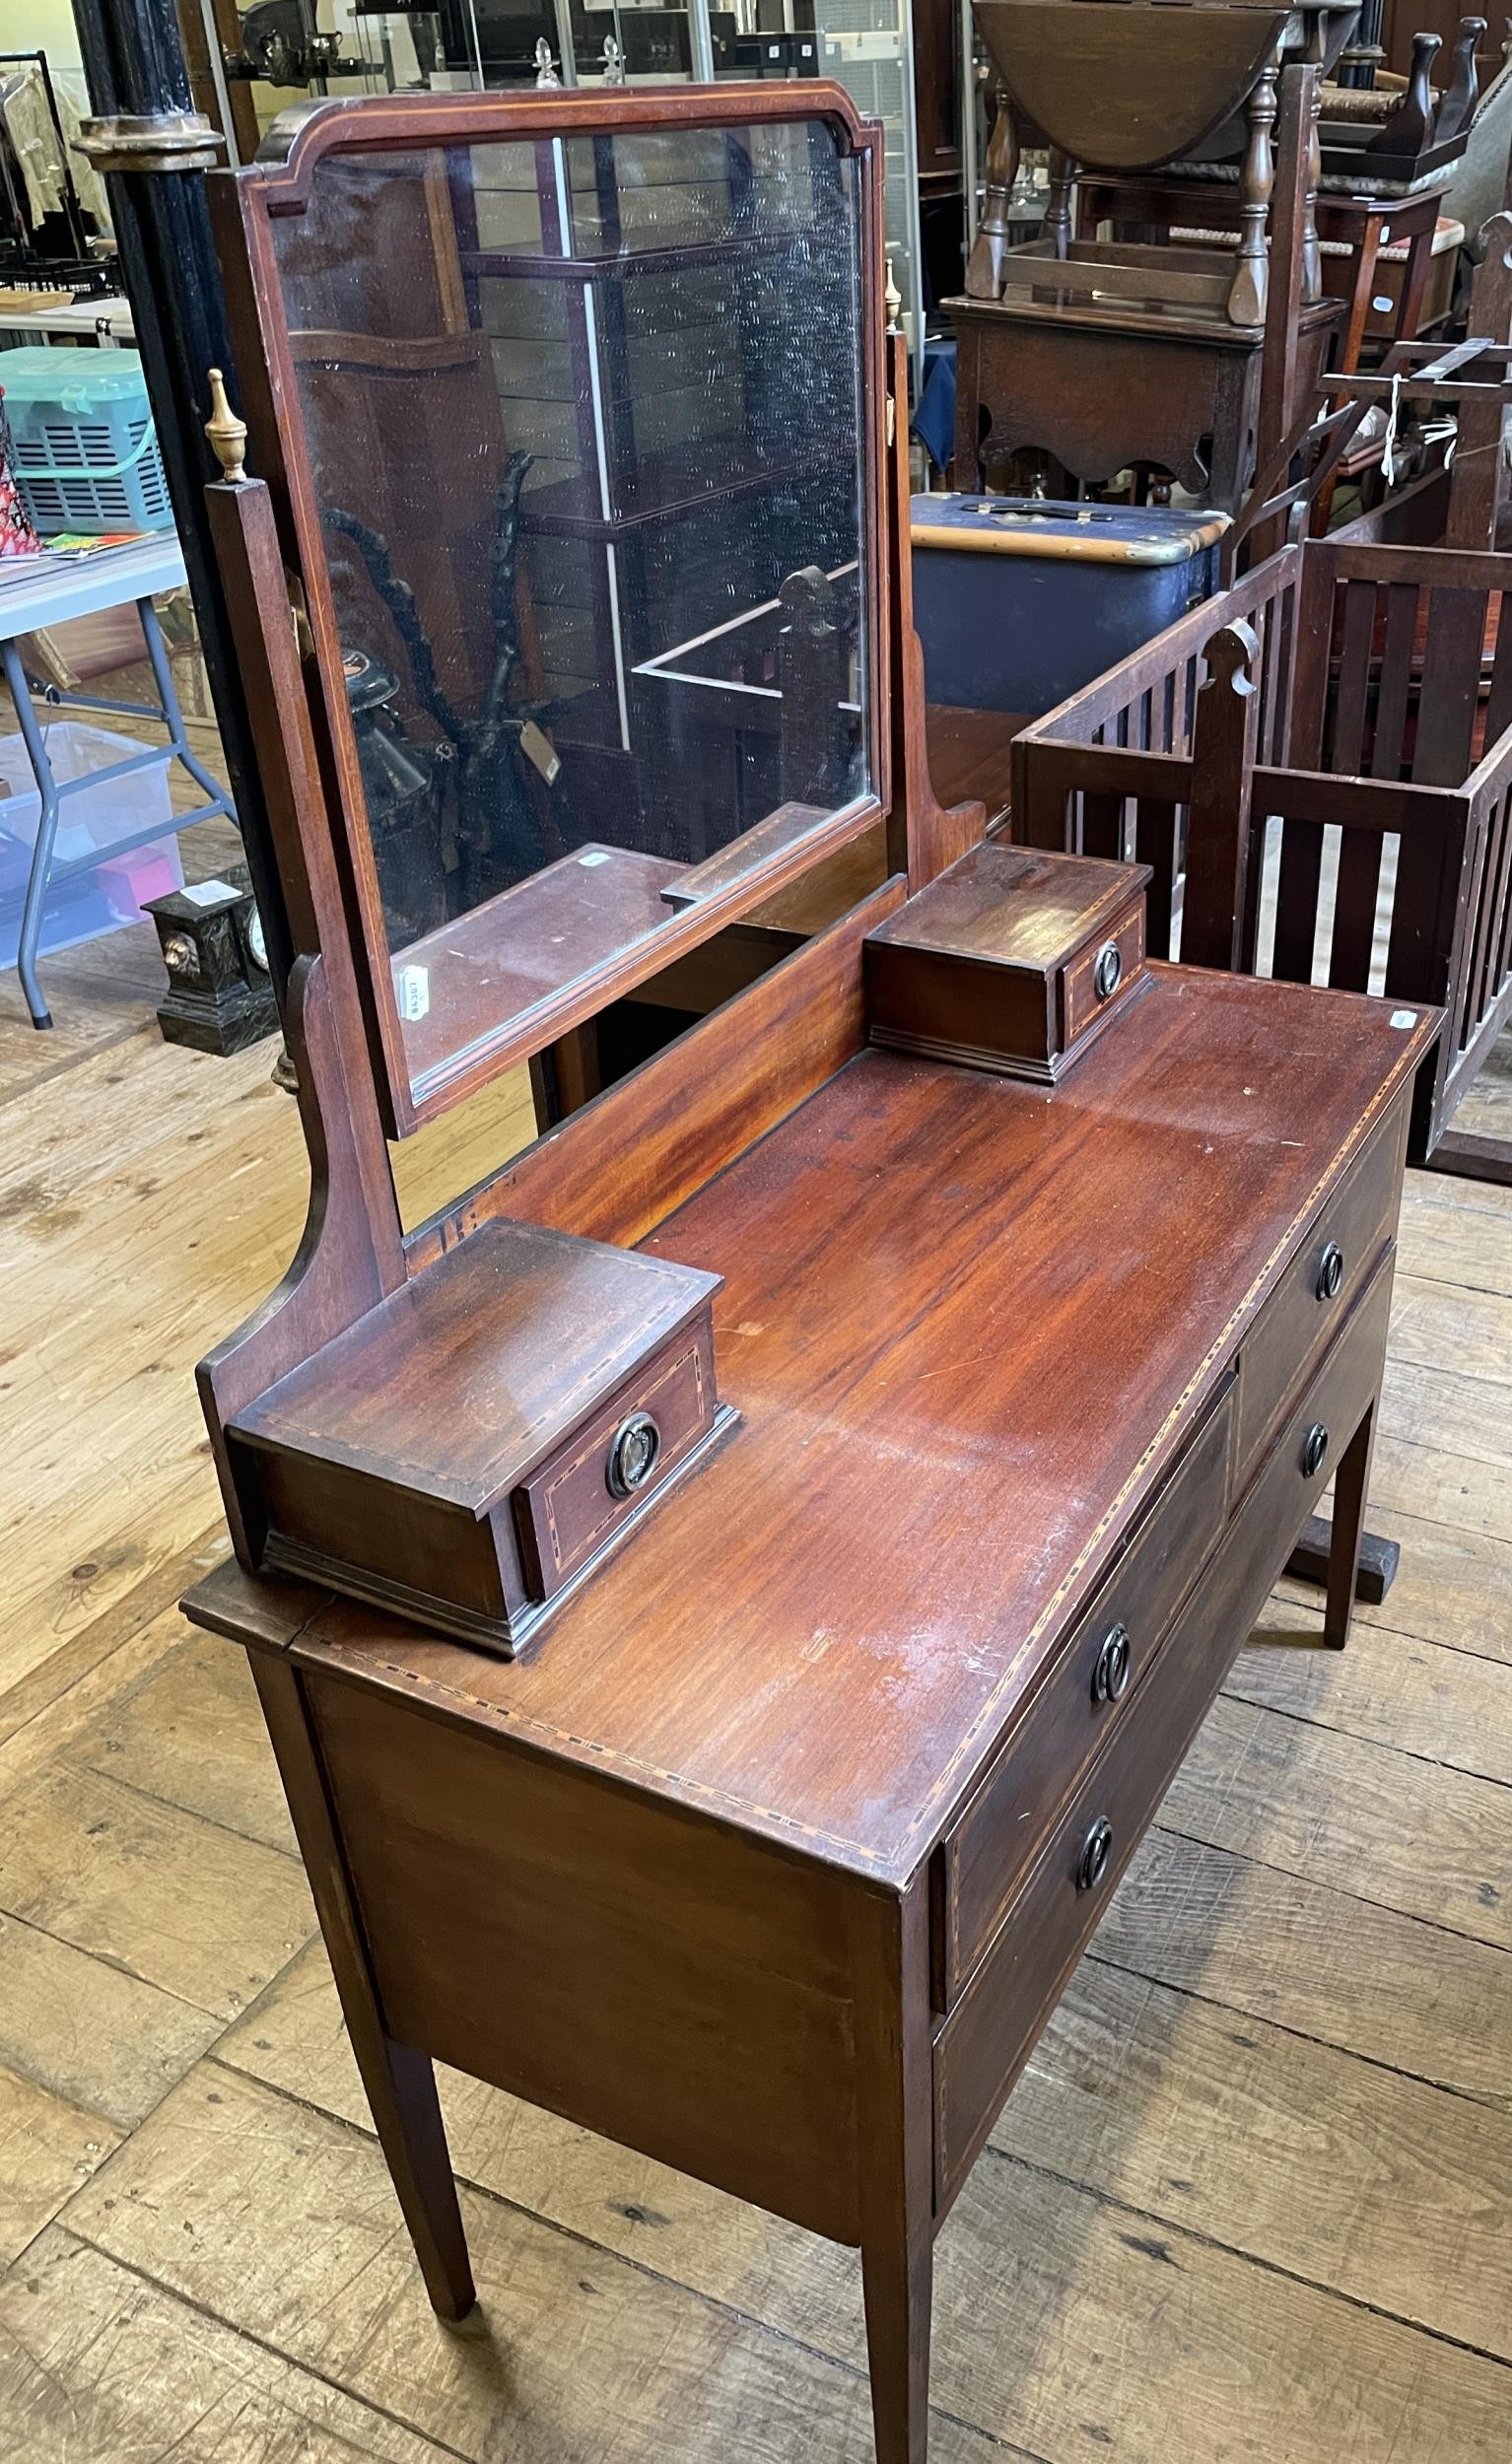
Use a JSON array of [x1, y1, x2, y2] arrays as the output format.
[[263, 104, 876, 1110], [634, 562, 861, 856], [241, 6, 920, 371]]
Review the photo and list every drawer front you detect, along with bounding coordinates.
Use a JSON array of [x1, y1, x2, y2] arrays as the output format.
[[933, 1248, 1395, 2211], [514, 1315, 717, 1601], [940, 1374, 1235, 2005], [1060, 894, 1146, 1050], [1235, 1095, 1405, 1486]]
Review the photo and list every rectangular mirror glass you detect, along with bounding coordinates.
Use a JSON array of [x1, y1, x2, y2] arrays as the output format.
[[263, 105, 876, 1114]]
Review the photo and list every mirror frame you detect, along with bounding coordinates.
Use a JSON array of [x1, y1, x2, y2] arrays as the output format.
[[210, 82, 891, 1137]]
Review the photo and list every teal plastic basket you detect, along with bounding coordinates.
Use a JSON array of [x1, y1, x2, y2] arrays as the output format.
[[0, 348, 173, 535]]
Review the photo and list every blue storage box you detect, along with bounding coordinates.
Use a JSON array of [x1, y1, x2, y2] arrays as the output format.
[[911, 495, 1229, 720], [0, 348, 173, 535]]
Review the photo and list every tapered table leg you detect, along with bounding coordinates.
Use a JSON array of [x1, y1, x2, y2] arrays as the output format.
[[853, 1880, 934, 2464], [251, 1655, 477, 2321], [1324, 1402, 1378, 1650], [862, 2212, 933, 2464]]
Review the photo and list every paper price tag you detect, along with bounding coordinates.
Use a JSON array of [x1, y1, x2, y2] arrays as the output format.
[[519, 719, 561, 786], [397, 964, 431, 1021]]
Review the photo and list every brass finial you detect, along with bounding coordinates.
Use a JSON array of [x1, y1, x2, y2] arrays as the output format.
[[205, 368, 247, 485], [884, 257, 902, 334]]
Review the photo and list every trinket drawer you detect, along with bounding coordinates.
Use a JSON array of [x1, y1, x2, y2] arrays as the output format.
[[187, 944, 1432, 2464]]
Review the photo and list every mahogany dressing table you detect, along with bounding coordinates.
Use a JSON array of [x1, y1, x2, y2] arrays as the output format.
[[184, 82, 1438, 2464]]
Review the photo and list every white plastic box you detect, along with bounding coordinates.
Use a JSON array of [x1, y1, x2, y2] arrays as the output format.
[[0, 719, 182, 971]]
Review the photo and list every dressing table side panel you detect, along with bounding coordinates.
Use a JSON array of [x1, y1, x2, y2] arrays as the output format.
[[300, 1665, 870, 2246]]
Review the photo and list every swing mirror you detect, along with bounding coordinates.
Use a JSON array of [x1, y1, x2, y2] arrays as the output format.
[[223, 88, 887, 1131]]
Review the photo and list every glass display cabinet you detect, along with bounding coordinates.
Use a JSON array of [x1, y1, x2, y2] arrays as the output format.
[[814, 0, 926, 350], [215, 2, 925, 355], [268, 0, 726, 92]]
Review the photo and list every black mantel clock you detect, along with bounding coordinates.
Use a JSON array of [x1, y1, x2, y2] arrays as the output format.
[[143, 862, 280, 1055]]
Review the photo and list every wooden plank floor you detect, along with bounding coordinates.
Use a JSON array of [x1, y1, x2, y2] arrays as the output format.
[[1, 925, 1510, 2459]]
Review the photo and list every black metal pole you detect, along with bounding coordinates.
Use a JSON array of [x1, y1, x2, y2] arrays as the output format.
[[68, 0, 295, 1003]]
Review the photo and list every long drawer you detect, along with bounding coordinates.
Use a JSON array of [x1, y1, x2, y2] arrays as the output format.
[[1233, 1096, 1404, 1488], [937, 1374, 1235, 2006], [932, 1245, 1396, 2213]]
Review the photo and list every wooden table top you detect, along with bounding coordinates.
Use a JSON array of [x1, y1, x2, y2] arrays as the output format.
[[189, 965, 1435, 1885]]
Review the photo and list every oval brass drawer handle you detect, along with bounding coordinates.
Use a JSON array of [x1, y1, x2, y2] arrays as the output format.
[[1316, 1241, 1344, 1303], [1091, 1622, 1132, 1705], [1093, 940, 1123, 1002], [1301, 1422, 1330, 1480], [1075, 1816, 1114, 1893]]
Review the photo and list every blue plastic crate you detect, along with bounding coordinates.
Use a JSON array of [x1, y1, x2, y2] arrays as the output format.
[[0, 719, 181, 970], [0, 347, 173, 535]]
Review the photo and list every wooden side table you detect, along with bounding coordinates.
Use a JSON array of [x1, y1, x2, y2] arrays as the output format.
[[945, 289, 1340, 506], [1077, 172, 1451, 376]]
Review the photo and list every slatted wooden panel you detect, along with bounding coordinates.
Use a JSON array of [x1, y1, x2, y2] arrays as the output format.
[[1025, 558, 1299, 954], [1014, 542, 1512, 1155], [1370, 583, 1419, 784], [1441, 767, 1512, 1121]]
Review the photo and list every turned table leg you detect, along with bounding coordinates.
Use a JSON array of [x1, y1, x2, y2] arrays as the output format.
[[1045, 150, 1075, 260], [1301, 73, 1324, 307], [250, 1655, 477, 2323], [1231, 48, 1279, 326], [853, 1881, 934, 2464], [964, 93, 1018, 301]]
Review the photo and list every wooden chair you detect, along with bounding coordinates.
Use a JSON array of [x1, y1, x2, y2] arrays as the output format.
[[1316, 21, 1485, 179], [1073, 172, 1453, 393], [1217, 206, 1512, 562]]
